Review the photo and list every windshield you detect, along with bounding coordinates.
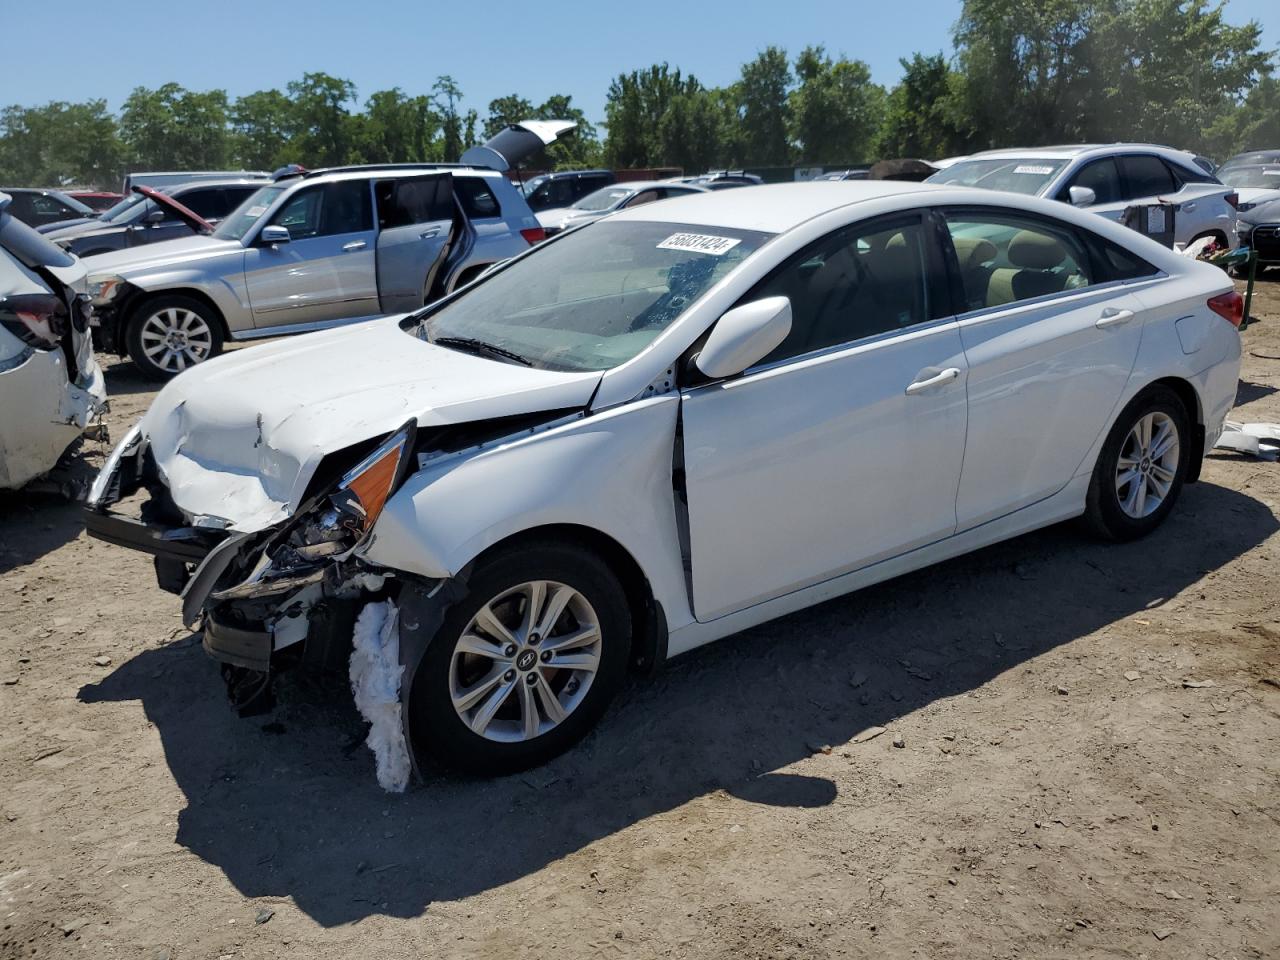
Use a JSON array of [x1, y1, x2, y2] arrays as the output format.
[[418, 220, 773, 372], [213, 185, 285, 241], [99, 192, 152, 224], [572, 186, 632, 212], [1221, 166, 1280, 189], [927, 157, 1070, 196]]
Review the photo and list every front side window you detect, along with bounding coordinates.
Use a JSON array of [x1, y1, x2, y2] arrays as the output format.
[[625, 189, 663, 208], [268, 181, 372, 240], [943, 211, 1092, 310], [1062, 158, 1122, 204], [1120, 156, 1176, 199], [928, 158, 1070, 196], [746, 215, 944, 366], [418, 220, 771, 372]]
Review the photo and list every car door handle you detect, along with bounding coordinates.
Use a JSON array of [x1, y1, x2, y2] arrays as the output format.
[[1096, 307, 1135, 329], [1181, 202, 1196, 212], [905, 367, 961, 395], [342, 240, 367, 252], [419, 228, 440, 239]]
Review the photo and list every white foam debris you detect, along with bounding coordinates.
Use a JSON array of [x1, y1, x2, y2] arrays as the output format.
[[350, 600, 411, 792]]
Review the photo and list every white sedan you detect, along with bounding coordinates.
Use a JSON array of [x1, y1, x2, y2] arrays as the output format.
[[86, 182, 1243, 781]]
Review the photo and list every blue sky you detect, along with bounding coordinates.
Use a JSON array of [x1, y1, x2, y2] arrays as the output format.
[[6, 0, 1278, 128]]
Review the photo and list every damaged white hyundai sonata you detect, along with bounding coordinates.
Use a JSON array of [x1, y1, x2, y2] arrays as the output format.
[[86, 182, 1242, 783]]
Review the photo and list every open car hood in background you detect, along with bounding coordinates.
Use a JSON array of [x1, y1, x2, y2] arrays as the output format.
[[460, 120, 578, 172], [135, 185, 213, 234]]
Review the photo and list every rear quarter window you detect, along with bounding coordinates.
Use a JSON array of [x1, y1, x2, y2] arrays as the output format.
[[455, 177, 502, 219]]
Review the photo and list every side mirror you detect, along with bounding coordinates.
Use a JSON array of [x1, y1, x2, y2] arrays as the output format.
[[1068, 185, 1097, 207], [144, 209, 167, 224], [259, 224, 291, 246], [695, 296, 792, 379]]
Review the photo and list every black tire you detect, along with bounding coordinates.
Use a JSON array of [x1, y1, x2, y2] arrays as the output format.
[[411, 541, 632, 775], [125, 294, 224, 380], [1084, 385, 1190, 541]]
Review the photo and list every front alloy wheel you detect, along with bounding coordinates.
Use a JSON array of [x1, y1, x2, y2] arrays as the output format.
[[412, 541, 631, 775], [449, 580, 603, 742], [126, 295, 224, 379]]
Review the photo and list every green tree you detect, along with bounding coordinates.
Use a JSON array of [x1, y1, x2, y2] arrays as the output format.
[[876, 53, 969, 159], [604, 64, 703, 167], [120, 83, 231, 169], [789, 46, 885, 164], [1206, 75, 1280, 157], [1088, 0, 1272, 152], [230, 89, 295, 169], [0, 100, 123, 187], [952, 0, 1098, 148], [286, 72, 357, 166], [536, 94, 601, 169], [737, 47, 792, 165], [355, 88, 439, 163], [483, 94, 535, 139], [657, 87, 739, 171], [433, 76, 471, 161]]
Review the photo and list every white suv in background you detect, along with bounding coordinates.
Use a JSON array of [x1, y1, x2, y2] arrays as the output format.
[[928, 144, 1240, 249]]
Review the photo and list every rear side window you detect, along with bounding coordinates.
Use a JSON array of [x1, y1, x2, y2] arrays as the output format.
[[1120, 156, 1176, 199], [1087, 234, 1160, 282], [376, 177, 452, 228], [942, 211, 1092, 310], [454, 177, 501, 218]]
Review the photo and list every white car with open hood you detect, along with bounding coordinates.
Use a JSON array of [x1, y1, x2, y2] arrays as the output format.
[[86, 181, 1243, 781]]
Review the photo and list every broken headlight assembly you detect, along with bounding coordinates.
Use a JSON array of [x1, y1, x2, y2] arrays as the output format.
[[212, 421, 417, 602], [87, 276, 125, 306]]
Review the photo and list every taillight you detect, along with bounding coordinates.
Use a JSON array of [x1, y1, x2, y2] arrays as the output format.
[[1207, 291, 1244, 328], [520, 226, 546, 245], [0, 292, 66, 349], [1224, 192, 1240, 210]]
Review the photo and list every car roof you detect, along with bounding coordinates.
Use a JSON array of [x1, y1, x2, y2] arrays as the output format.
[[965, 143, 1198, 163], [608, 180, 936, 233], [285, 165, 505, 185], [167, 179, 270, 192]]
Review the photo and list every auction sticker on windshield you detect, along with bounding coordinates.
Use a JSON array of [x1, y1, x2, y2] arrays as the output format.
[[1013, 165, 1056, 175], [657, 233, 742, 256]]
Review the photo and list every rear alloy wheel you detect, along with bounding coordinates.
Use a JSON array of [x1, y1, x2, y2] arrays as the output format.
[[126, 295, 223, 379], [412, 542, 631, 775], [1084, 386, 1190, 540]]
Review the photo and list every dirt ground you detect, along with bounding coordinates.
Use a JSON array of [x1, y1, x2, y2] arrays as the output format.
[[2, 277, 1279, 960]]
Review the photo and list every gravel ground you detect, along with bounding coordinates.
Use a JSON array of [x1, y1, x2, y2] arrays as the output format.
[[1, 277, 1278, 960]]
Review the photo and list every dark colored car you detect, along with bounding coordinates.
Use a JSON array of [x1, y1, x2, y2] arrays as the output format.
[[0, 188, 98, 229], [68, 191, 124, 212], [41, 180, 263, 258], [519, 169, 616, 211], [1236, 196, 1280, 271]]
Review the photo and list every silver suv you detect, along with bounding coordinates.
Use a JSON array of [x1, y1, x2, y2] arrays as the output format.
[[85, 129, 564, 377]]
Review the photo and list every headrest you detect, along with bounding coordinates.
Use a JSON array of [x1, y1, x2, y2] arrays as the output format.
[[1008, 230, 1066, 270], [952, 236, 997, 271]]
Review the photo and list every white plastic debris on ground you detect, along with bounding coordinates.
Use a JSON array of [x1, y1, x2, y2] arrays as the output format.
[[1214, 421, 1280, 461], [350, 600, 411, 792]]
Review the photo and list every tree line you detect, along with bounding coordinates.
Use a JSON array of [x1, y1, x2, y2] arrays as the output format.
[[2, 0, 1278, 189]]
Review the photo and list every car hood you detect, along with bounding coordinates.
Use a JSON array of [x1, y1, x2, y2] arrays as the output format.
[[83, 234, 240, 275], [1238, 190, 1280, 216], [1241, 197, 1280, 225], [535, 206, 574, 229], [137, 316, 602, 531]]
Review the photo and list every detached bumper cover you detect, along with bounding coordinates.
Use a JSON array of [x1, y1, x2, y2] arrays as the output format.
[[203, 613, 272, 672]]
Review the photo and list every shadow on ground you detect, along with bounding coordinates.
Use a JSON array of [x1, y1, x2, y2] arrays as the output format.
[[78, 480, 1276, 926]]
